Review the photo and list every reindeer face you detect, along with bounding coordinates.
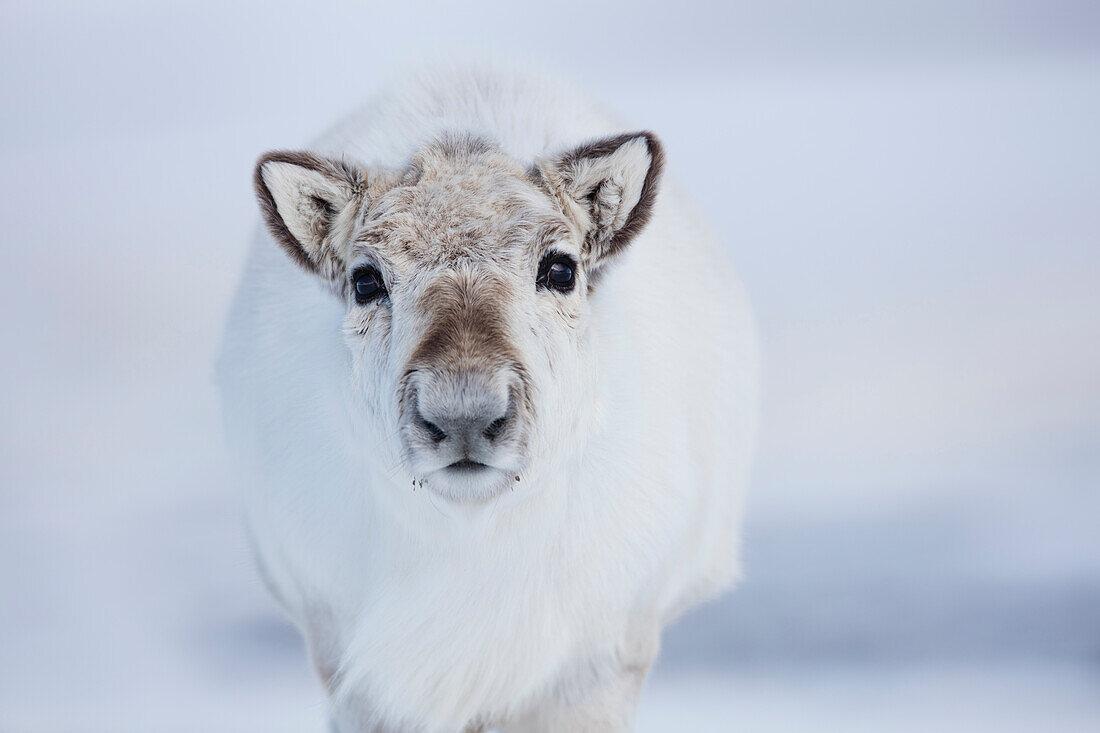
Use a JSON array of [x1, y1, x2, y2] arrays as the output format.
[[254, 133, 662, 502]]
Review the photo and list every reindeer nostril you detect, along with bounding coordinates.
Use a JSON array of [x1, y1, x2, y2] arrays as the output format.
[[419, 416, 447, 443], [483, 415, 509, 441]]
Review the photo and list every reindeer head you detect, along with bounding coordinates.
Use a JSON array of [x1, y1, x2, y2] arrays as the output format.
[[253, 132, 663, 503]]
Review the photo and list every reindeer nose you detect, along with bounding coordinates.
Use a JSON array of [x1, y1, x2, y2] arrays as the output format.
[[411, 370, 515, 454], [414, 407, 511, 447]]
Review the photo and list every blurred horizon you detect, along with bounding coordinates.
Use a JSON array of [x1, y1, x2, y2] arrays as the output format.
[[2, 1, 1098, 731]]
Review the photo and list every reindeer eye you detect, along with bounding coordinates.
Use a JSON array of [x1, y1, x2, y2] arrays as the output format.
[[352, 266, 386, 304], [537, 254, 576, 293]]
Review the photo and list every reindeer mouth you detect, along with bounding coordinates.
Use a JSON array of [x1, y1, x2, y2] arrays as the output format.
[[446, 459, 489, 472]]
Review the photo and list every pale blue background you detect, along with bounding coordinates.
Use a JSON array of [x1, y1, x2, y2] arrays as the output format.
[[2, 1, 1098, 730]]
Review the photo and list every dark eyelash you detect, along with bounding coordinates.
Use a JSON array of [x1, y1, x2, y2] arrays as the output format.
[[351, 264, 387, 304], [536, 251, 577, 291]]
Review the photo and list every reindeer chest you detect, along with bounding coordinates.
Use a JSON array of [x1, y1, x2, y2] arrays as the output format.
[[314, 513, 640, 730]]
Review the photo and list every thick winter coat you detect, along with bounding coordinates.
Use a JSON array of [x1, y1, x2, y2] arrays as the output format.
[[218, 65, 758, 732]]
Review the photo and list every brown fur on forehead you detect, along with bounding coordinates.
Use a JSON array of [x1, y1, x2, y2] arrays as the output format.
[[409, 268, 519, 372], [354, 136, 573, 269]]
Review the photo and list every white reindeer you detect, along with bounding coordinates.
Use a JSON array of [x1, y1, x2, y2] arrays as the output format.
[[218, 65, 758, 732]]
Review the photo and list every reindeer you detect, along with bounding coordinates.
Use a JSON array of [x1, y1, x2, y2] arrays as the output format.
[[218, 66, 758, 732]]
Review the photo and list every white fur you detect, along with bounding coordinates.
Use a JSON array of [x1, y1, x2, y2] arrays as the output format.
[[218, 65, 758, 732]]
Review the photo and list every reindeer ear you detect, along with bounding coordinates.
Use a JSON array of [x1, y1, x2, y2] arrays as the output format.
[[537, 131, 664, 273], [254, 151, 370, 281]]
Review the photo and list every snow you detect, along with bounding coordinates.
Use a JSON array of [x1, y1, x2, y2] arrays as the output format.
[[2, 2, 1098, 731]]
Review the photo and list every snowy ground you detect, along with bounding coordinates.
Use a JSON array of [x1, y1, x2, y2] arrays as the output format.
[[2, 2, 1098, 731]]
